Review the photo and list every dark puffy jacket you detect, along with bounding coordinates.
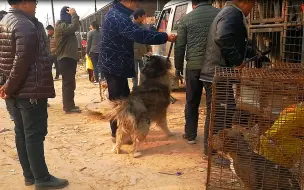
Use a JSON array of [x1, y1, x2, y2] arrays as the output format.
[[200, 5, 248, 82], [0, 8, 55, 98], [98, 2, 168, 78], [0, 10, 7, 85], [174, 2, 220, 71]]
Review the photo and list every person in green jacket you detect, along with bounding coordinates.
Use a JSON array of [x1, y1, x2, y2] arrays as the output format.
[[55, 6, 81, 114], [174, 0, 219, 146]]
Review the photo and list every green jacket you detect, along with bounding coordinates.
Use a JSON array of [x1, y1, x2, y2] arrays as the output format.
[[55, 13, 80, 61], [133, 22, 151, 60], [174, 2, 220, 70]]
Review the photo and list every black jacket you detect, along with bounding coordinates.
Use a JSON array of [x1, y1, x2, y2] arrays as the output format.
[[174, 2, 219, 70], [0, 10, 7, 85], [200, 5, 248, 82], [0, 8, 55, 98]]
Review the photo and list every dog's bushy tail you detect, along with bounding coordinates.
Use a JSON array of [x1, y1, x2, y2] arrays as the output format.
[[101, 97, 147, 122]]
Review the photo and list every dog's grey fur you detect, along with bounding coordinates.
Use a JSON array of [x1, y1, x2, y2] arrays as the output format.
[[104, 55, 173, 157], [212, 128, 301, 190]]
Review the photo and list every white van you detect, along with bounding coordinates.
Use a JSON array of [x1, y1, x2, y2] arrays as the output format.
[[152, 0, 193, 89]]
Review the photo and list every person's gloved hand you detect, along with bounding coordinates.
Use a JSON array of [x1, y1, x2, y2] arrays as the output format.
[[175, 69, 183, 78]]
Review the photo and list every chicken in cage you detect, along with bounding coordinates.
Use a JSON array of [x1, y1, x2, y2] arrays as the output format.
[[206, 65, 304, 190]]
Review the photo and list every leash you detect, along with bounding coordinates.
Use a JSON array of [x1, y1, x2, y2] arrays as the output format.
[[243, 49, 271, 64], [166, 42, 174, 63]]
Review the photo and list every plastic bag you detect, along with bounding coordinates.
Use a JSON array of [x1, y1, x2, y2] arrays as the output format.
[[85, 54, 93, 71], [260, 103, 304, 168]]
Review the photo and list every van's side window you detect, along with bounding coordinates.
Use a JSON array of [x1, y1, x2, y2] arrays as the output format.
[[172, 4, 188, 31], [158, 9, 171, 32]]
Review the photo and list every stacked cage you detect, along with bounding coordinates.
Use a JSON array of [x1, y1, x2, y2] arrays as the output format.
[[248, 0, 304, 65], [283, 0, 304, 63], [206, 65, 304, 189], [207, 2, 304, 188]]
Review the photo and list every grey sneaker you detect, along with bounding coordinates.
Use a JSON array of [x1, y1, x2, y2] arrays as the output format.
[[35, 175, 69, 190], [182, 134, 196, 144]]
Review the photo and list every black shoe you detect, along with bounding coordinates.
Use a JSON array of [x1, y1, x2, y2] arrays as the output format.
[[182, 134, 196, 144], [65, 108, 81, 114], [35, 175, 69, 190], [25, 178, 35, 186]]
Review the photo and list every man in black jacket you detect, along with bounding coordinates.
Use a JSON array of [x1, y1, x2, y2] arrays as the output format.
[[0, 0, 68, 189], [174, 0, 219, 145], [200, 0, 254, 158], [0, 10, 13, 121]]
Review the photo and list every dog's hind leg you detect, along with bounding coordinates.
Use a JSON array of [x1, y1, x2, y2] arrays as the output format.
[[130, 136, 142, 158], [111, 127, 123, 154], [156, 115, 173, 137]]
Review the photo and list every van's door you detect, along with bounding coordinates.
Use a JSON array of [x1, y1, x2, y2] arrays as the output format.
[[152, 2, 191, 89]]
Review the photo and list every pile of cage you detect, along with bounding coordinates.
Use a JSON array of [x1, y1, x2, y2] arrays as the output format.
[[206, 64, 304, 189], [248, 0, 304, 65]]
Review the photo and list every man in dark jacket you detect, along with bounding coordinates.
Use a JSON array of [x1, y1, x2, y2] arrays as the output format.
[[0, 0, 68, 189], [200, 0, 254, 157], [98, 0, 176, 142], [55, 6, 81, 114], [0, 10, 14, 121], [46, 25, 60, 80], [132, 8, 151, 90], [174, 0, 219, 145]]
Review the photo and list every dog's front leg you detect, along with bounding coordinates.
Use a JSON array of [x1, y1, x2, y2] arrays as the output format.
[[156, 116, 173, 137]]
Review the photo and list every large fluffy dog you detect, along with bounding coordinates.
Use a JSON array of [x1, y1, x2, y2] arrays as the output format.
[[104, 55, 173, 158], [212, 128, 300, 190]]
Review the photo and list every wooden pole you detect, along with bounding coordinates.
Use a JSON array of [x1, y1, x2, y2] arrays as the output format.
[[51, 0, 55, 27], [95, 0, 97, 12]]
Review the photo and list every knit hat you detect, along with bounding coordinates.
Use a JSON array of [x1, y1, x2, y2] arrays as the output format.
[[60, 6, 71, 24]]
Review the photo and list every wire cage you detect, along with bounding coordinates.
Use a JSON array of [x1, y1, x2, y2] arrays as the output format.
[[282, 0, 304, 63], [248, 1, 304, 64], [250, 0, 285, 24], [249, 28, 283, 65], [206, 65, 304, 189], [212, 0, 231, 9]]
